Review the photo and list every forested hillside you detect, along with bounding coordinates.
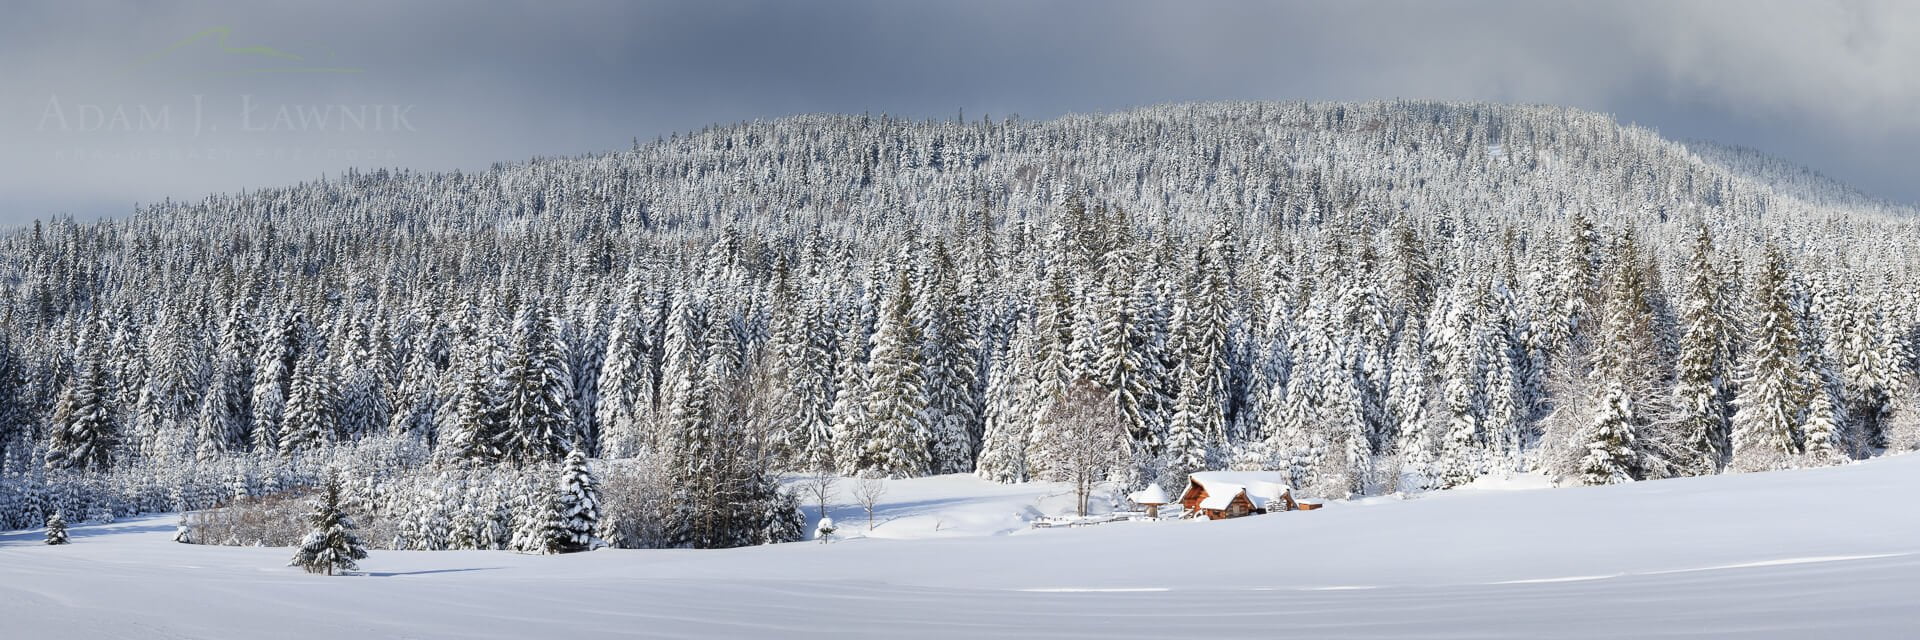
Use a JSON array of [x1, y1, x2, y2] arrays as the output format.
[[2, 101, 1918, 548]]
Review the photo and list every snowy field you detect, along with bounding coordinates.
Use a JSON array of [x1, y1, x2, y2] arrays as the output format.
[[6, 456, 1920, 639]]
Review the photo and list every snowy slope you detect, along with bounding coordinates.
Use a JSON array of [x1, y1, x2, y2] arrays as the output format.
[[6, 456, 1920, 639]]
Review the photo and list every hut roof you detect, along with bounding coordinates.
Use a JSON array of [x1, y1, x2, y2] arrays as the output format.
[[1190, 472, 1291, 498], [1197, 488, 1248, 511], [1127, 485, 1169, 505]]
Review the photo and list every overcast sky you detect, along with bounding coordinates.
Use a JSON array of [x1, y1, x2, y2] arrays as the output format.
[[3, 0, 1916, 223]]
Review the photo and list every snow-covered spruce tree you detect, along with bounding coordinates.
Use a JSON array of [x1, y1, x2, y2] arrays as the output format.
[[1258, 299, 1324, 485], [0, 333, 24, 467], [1019, 257, 1080, 479], [1428, 281, 1485, 488], [1163, 359, 1219, 482], [1337, 262, 1393, 455], [1729, 245, 1808, 472], [974, 325, 1031, 483], [442, 337, 505, 463], [497, 303, 576, 463], [1546, 212, 1603, 361], [919, 244, 983, 475], [853, 269, 932, 478], [789, 274, 842, 473], [1386, 319, 1435, 484], [756, 259, 808, 466], [554, 448, 603, 552], [192, 362, 245, 462], [758, 483, 807, 546], [45, 512, 69, 545], [278, 348, 339, 456], [195, 299, 257, 458], [46, 315, 119, 472], [1673, 226, 1732, 472], [1800, 351, 1847, 465], [1572, 234, 1664, 485], [1885, 380, 1920, 453], [249, 306, 308, 455], [1479, 293, 1525, 470], [1092, 244, 1158, 474], [595, 279, 657, 458], [334, 316, 395, 442], [387, 336, 443, 444], [1321, 353, 1375, 498], [1835, 287, 1905, 453], [1161, 249, 1232, 482], [515, 487, 571, 555], [826, 297, 873, 474], [289, 477, 368, 576]]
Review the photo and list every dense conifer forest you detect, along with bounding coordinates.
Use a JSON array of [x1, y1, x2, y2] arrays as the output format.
[[3, 101, 1918, 549]]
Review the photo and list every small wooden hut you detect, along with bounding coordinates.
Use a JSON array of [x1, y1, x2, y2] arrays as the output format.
[[1126, 485, 1170, 519], [1179, 472, 1301, 520]]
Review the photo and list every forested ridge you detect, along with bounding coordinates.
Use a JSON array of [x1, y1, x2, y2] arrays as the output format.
[[2, 100, 1918, 548]]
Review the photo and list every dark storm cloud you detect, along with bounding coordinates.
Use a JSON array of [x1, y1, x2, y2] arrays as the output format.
[[3, 0, 1916, 223]]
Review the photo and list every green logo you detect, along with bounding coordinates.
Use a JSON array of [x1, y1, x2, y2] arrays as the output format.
[[130, 26, 364, 77]]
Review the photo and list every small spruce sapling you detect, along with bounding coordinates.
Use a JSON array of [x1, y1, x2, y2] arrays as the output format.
[[814, 516, 836, 543], [173, 512, 194, 544], [45, 512, 69, 545], [289, 477, 368, 576]]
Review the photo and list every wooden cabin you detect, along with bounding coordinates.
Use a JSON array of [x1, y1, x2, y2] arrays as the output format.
[[1179, 472, 1302, 520]]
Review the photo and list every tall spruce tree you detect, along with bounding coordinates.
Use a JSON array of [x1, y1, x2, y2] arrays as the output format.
[[497, 304, 575, 462], [1730, 245, 1808, 471], [47, 316, 118, 472], [1674, 226, 1732, 471], [855, 270, 932, 477]]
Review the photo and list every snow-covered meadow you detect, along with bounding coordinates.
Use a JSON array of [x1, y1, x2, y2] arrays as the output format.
[[6, 455, 1919, 639]]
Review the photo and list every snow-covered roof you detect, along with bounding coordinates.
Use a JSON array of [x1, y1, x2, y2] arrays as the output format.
[[1198, 489, 1245, 511], [1127, 485, 1169, 505], [1187, 471, 1291, 511], [1189, 472, 1291, 499]]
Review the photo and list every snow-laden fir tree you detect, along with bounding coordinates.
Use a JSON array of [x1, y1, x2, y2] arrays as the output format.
[[249, 306, 307, 455], [1673, 226, 1732, 471], [497, 303, 576, 462], [826, 296, 874, 474], [46, 315, 118, 472], [289, 477, 367, 576], [853, 269, 932, 478], [595, 279, 657, 457], [974, 325, 1031, 483], [1800, 351, 1847, 465], [1163, 358, 1219, 481], [1730, 245, 1808, 471], [1835, 286, 1906, 453], [45, 512, 69, 545], [554, 448, 603, 552], [919, 244, 983, 475], [278, 347, 339, 455], [1574, 234, 1662, 485], [1092, 244, 1158, 471], [657, 294, 709, 459], [1428, 281, 1485, 488]]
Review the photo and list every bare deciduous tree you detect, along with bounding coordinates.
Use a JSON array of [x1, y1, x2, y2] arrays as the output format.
[[853, 475, 886, 531], [799, 470, 837, 521], [1037, 382, 1130, 516]]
